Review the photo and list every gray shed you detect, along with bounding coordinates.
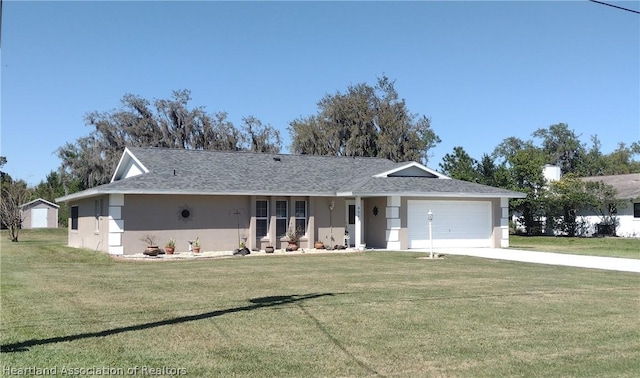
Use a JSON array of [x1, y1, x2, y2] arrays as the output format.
[[20, 198, 59, 229]]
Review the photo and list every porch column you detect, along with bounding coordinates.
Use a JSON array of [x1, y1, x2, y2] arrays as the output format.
[[307, 197, 315, 249], [108, 194, 124, 255], [354, 196, 363, 249], [250, 195, 257, 250], [269, 196, 277, 248], [500, 197, 509, 248], [386, 196, 401, 250]]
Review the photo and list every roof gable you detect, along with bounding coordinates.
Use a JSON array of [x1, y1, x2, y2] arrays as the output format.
[[20, 198, 60, 209], [373, 162, 449, 179], [111, 147, 149, 182]]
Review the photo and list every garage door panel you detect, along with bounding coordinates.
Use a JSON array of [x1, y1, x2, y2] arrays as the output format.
[[408, 200, 491, 248]]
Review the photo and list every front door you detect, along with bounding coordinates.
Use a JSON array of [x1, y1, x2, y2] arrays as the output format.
[[346, 200, 355, 246]]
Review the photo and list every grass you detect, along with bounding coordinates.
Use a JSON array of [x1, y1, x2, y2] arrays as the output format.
[[510, 235, 640, 259], [1, 229, 639, 377]]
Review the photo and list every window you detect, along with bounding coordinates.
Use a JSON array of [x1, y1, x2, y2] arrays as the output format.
[[294, 200, 307, 234], [634, 203, 640, 218], [256, 200, 268, 238], [348, 204, 356, 225], [71, 205, 79, 230], [276, 200, 288, 237]]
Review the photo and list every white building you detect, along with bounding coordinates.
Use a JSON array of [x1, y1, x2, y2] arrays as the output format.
[[512, 167, 640, 237], [580, 173, 640, 237]]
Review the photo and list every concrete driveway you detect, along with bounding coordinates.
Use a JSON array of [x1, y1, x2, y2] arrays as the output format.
[[410, 248, 640, 273]]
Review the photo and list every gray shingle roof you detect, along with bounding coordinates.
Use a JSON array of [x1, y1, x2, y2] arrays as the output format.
[[20, 198, 60, 209], [339, 177, 524, 197], [121, 147, 402, 194], [57, 147, 524, 201], [581, 173, 640, 200]]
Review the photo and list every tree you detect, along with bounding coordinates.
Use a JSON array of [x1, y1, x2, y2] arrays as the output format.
[[576, 135, 607, 176], [602, 142, 640, 175], [506, 146, 548, 235], [547, 174, 597, 236], [584, 180, 627, 236], [58, 90, 281, 189], [475, 153, 511, 188], [492, 137, 534, 166], [533, 123, 586, 175], [1, 177, 31, 242], [289, 76, 440, 164], [241, 116, 282, 153], [33, 171, 80, 227], [439, 146, 480, 182]]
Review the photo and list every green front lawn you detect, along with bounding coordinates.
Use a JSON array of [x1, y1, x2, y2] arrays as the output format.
[[510, 235, 640, 259], [2, 229, 639, 377]]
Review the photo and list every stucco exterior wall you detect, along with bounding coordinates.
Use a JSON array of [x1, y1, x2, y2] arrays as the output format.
[[66, 193, 512, 254], [364, 197, 387, 249], [312, 197, 347, 249], [122, 194, 251, 254], [490, 198, 503, 248], [67, 196, 109, 252]]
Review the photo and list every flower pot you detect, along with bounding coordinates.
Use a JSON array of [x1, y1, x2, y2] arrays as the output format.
[[144, 246, 160, 256], [265, 246, 275, 253], [193, 246, 201, 253], [314, 241, 325, 249], [165, 246, 175, 255], [286, 242, 299, 252]]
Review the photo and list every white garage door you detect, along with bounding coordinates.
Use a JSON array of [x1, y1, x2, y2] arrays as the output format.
[[408, 200, 492, 248], [31, 208, 48, 228]]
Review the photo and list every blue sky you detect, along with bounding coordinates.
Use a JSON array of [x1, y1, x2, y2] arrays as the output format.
[[2, 1, 639, 186]]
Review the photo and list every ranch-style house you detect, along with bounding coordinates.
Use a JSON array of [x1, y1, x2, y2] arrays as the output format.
[[56, 147, 525, 254]]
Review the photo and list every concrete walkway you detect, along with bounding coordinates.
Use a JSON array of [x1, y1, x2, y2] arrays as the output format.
[[410, 248, 640, 273]]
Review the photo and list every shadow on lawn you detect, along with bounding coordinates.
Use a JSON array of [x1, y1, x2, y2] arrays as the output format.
[[1, 293, 334, 353], [296, 302, 385, 377]]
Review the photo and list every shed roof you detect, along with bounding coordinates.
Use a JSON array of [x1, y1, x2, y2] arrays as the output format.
[[20, 198, 60, 209]]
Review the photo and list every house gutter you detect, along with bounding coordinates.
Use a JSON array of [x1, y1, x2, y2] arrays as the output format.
[[337, 191, 527, 199], [57, 188, 526, 204]]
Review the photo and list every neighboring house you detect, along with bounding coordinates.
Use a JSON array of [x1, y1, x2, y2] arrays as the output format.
[[20, 198, 59, 229], [55, 147, 525, 255], [580, 173, 640, 237]]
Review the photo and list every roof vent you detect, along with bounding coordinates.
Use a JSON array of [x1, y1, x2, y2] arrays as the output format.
[[273, 157, 281, 162]]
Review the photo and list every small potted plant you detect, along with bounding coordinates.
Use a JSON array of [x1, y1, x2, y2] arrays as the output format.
[[286, 225, 303, 251], [192, 237, 201, 253], [314, 240, 325, 249], [234, 242, 250, 256], [141, 234, 160, 256], [265, 245, 275, 253], [165, 238, 176, 254]]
